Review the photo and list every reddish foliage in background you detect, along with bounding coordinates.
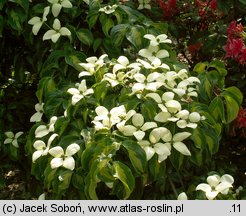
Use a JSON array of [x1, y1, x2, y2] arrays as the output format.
[[157, 0, 177, 19], [237, 107, 246, 129], [227, 21, 244, 39], [239, 48, 246, 64], [225, 38, 244, 58], [210, 0, 217, 10], [194, 0, 217, 9], [225, 21, 246, 64], [195, 0, 217, 16], [193, 0, 221, 32], [187, 42, 203, 54]]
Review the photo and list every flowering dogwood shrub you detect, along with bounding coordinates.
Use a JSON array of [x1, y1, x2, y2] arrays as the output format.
[[25, 30, 243, 199]]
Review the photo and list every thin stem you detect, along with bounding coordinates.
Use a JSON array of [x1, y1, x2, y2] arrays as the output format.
[[177, 171, 185, 189], [43, 22, 52, 30], [168, 175, 178, 198]]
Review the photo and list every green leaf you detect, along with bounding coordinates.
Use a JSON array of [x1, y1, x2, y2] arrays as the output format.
[[89, 0, 100, 9], [192, 124, 220, 155], [113, 161, 135, 199], [85, 158, 111, 199], [217, 0, 231, 14], [222, 87, 243, 106], [119, 5, 145, 22], [93, 38, 102, 52], [84, 160, 100, 200], [0, 0, 6, 10], [36, 77, 56, 102], [120, 97, 141, 111], [126, 25, 145, 50], [111, 24, 129, 47], [13, 55, 25, 83], [32, 3, 47, 14], [113, 10, 123, 24], [208, 60, 227, 76], [58, 135, 81, 148], [190, 149, 203, 166], [148, 155, 166, 181], [221, 87, 243, 123], [122, 140, 147, 174], [44, 166, 58, 190], [45, 91, 65, 118], [40, 50, 66, 77], [97, 166, 115, 183], [76, 28, 94, 46], [72, 170, 85, 190], [7, 9, 26, 33], [55, 118, 70, 137], [140, 100, 157, 121], [16, 0, 29, 13], [65, 53, 86, 71], [31, 156, 49, 180], [239, 0, 246, 5], [207, 70, 224, 89], [191, 128, 205, 149], [223, 95, 240, 123], [87, 9, 100, 28], [198, 73, 212, 100], [193, 62, 208, 74], [99, 14, 114, 37], [57, 170, 73, 195], [149, 22, 168, 35], [81, 137, 115, 172], [93, 81, 109, 102], [9, 145, 18, 161], [209, 97, 225, 123], [169, 150, 184, 170], [0, 15, 3, 37], [205, 132, 219, 155]]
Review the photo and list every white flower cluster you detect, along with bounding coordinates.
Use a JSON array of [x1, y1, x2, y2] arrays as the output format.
[[28, 1, 72, 43], [67, 80, 94, 105], [31, 33, 204, 171], [72, 33, 205, 163], [196, 174, 234, 200], [4, 131, 23, 148], [31, 115, 80, 171], [99, 4, 118, 14], [137, 0, 151, 10]]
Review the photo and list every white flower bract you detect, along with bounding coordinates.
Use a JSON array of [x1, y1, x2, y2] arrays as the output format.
[[139, 45, 169, 62], [30, 103, 44, 122], [35, 116, 57, 138], [99, 4, 118, 14], [48, 0, 73, 17], [196, 174, 234, 200], [118, 113, 157, 141], [131, 72, 163, 95], [67, 80, 94, 105], [28, 6, 50, 35], [144, 34, 172, 47], [43, 18, 71, 43], [79, 54, 108, 77], [177, 192, 188, 200], [4, 131, 23, 148], [32, 133, 58, 162], [137, 0, 151, 10], [49, 143, 80, 170], [92, 105, 127, 130]]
